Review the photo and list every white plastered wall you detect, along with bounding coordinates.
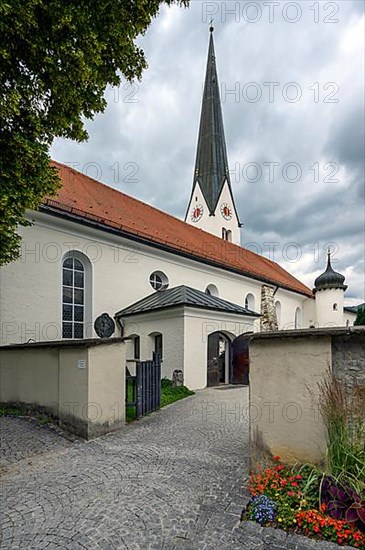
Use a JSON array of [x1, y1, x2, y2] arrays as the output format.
[[315, 288, 345, 327], [122, 306, 256, 390], [123, 310, 185, 381], [0, 210, 312, 345], [183, 308, 256, 389], [186, 181, 241, 244]]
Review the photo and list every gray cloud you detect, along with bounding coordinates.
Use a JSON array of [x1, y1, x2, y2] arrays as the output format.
[[51, 0, 364, 304]]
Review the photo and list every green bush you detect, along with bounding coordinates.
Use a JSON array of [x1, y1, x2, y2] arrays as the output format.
[[354, 308, 365, 326]]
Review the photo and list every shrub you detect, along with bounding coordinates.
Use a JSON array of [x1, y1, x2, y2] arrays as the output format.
[[354, 307, 365, 326]]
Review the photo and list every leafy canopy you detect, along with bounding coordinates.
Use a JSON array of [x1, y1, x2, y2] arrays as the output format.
[[0, 0, 188, 265], [354, 307, 365, 326]]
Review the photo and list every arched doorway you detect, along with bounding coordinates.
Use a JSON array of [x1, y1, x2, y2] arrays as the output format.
[[207, 332, 232, 387]]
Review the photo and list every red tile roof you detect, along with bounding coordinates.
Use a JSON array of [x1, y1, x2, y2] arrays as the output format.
[[44, 160, 312, 297]]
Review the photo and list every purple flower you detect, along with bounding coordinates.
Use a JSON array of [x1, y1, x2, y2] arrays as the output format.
[[249, 495, 277, 525]]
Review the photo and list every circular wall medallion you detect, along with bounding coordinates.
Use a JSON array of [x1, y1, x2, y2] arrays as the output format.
[[94, 313, 115, 338], [220, 203, 232, 220], [191, 204, 203, 222]]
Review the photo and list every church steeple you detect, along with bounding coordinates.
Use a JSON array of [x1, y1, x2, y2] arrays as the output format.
[[186, 27, 241, 244]]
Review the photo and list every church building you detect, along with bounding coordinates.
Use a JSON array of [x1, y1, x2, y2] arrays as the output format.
[[0, 29, 356, 390]]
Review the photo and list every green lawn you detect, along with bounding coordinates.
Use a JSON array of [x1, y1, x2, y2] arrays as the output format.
[[126, 377, 194, 422]]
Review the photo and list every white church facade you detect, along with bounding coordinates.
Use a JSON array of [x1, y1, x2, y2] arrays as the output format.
[[0, 29, 356, 390]]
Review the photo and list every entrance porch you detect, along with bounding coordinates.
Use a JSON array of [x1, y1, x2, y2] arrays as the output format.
[[115, 285, 259, 390]]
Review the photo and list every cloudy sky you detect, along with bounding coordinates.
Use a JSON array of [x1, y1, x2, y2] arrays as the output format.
[[51, 0, 365, 305]]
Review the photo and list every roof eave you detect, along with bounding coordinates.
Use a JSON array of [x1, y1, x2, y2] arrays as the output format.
[[115, 302, 260, 319], [39, 204, 312, 298]]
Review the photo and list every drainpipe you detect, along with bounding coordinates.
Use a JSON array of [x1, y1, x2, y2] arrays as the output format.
[[114, 316, 124, 338]]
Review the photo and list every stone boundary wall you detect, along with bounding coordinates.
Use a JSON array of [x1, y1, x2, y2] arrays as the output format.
[[249, 326, 365, 466], [0, 338, 126, 439]]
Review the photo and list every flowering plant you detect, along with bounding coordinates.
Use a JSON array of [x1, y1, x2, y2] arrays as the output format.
[[249, 456, 305, 528], [297, 505, 365, 548], [248, 495, 276, 525], [247, 457, 365, 548]]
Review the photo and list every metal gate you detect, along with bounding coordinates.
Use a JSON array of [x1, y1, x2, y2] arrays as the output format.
[[126, 352, 161, 419]]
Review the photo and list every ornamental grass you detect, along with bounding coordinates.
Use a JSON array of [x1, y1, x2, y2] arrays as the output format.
[[245, 369, 365, 547]]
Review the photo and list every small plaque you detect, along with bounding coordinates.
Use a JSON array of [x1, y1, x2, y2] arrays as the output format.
[[94, 313, 115, 338], [77, 359, 86, 369]]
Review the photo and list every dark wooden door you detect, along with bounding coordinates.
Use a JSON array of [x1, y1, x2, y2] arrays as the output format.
[[207, 332, 220, 387], [231, 334, 250, 385]]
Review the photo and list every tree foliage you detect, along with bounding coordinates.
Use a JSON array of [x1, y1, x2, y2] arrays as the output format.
[[354, 307, 365, 326], [0, 0, 188, 265]]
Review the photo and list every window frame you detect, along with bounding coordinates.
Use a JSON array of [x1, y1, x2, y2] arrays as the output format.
[[244, 293, 255, 311], [62, 256, 85, 339], [154, 334, 163, 360], [134, 336, 140, 360], [149, 271, 169, 291], [61, 251, 92, 340]]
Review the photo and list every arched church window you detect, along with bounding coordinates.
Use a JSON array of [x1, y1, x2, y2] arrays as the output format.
[[222, 228, 232, 242], [294, 307, 302, 329], [244, 293, 255, 311], [149, 271, 169, 291], [62, 252, 92, 339], [205, 284, 219, 297], [333, 303, 338, 311]]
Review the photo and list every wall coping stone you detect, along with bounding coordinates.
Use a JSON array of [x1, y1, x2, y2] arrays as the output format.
[[0, 337, 127, 351], [249, 326, 365, 341]]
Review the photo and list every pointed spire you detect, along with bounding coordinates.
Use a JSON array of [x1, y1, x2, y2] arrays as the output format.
[[193, 29, 232, 214]]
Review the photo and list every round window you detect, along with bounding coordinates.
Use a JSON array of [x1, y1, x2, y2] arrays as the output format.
[[149, 271, 169, 291]]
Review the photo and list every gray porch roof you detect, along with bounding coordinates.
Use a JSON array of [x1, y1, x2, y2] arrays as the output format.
[[115, 285, 260, 318]]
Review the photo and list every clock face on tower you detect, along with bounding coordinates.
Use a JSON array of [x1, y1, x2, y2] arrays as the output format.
[[191, 204, 203, 222], [220, 203, 232, 220]]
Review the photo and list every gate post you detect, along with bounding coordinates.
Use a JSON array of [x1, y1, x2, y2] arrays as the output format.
[[136, 361, 143, 418], [153, 352, 161, 410]]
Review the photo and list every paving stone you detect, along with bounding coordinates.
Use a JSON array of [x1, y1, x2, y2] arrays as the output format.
[[0, 388, 353, 549]]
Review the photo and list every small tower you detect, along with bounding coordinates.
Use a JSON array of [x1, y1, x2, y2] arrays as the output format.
[[185, 26, 241, 244], [313, 250, 348, 327]]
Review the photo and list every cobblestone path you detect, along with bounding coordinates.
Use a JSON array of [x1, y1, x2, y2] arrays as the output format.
[[1, 389, 347, 550], [1, 387, 251, 549], [0, 416, 76, 467]]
